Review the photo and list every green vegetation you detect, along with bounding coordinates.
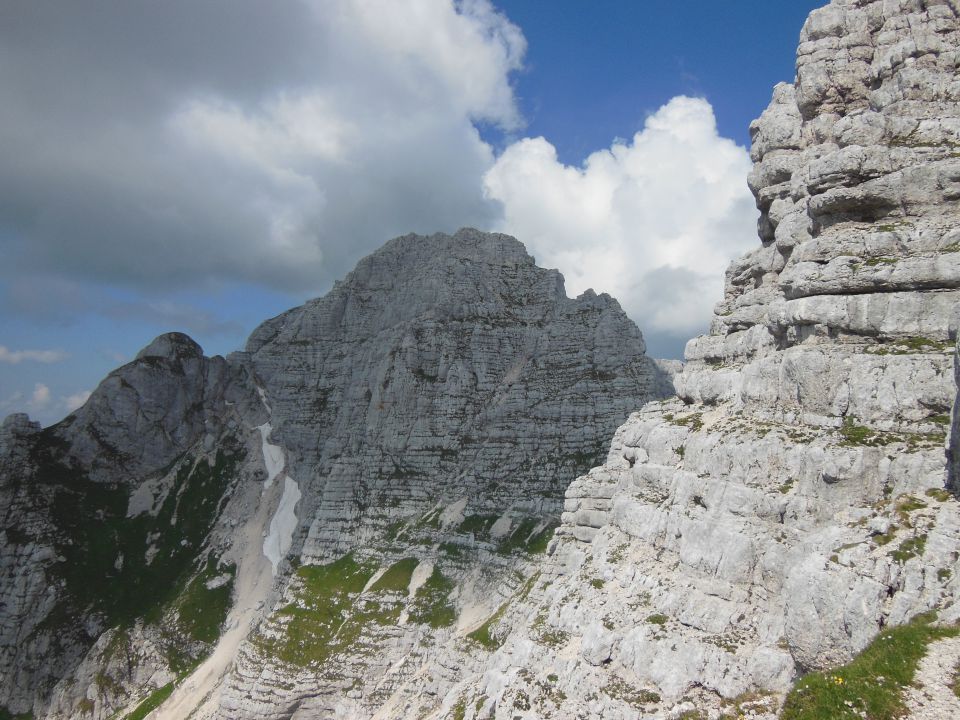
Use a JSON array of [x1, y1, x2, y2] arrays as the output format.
[[863, 256, 898, 267], [256, 553, 390, 667], [383, 520, 407, 542], [512, 690, 531, 711], [408, 567, 457, 629], [836, 416, 944, 450], [458, 514, 497, 541], [370, 557, 418, 593], [602, 677, 661, 708], [607, 543, 629, 564], [123, 683, 175, 720], [896, 495, 927, 515], [173, 558, 235, 645], [525, 522, 558, 554], [451, 696, 467, 720], [890, 534, 927, 563], [669, 412, 704, 432], [468, 599, 510, 650], [416, 508, 442, 530], [438, 541, 463, 558], [866, 336, 952, 356], [530, 607, 571, 648], [719, 690, 777, 719], [29, 433, 244, 638], [497, 518, 558, 555], [256, 554, 461, 667], [0, 708, 34, 720], [780, 613, 959, 720], [925, 487, 953, 502], [873, 527, 898, 546], [646, 613, 669, 626], [838, 417, 892, 447]]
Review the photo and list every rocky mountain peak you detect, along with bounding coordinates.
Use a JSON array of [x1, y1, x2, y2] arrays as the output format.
[[0, 228, 669, 719], [135, 331, 205, 361]]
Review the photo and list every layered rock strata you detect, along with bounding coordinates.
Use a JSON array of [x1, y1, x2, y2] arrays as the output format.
[[209, 229, 667, 718], [0, 230, 667, 719], [422, 2, 960, 718]]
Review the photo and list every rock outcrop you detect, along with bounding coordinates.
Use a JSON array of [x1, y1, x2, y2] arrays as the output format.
[[426, 2, 960, 718], [0, 230, 667, 719]]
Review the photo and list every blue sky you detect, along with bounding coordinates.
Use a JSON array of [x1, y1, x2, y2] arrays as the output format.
[[0, 0, 822, 426]]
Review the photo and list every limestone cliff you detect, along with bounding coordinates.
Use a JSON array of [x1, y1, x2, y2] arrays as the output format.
[[428, 1, 960, 718], [0, 230, 667, 719]]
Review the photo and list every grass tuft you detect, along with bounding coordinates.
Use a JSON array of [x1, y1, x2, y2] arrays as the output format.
[[408, 566, 457, 629], [123, 683, 174, 720], [780, 612, 958, 720], [369, 557, 418, 593]]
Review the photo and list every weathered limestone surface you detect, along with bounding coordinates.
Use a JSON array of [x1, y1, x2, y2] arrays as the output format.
[[0, 230, 666, 719], [211, 229, 667, 719], [241, 228, 666, 564], [423, 2, 960, 718]]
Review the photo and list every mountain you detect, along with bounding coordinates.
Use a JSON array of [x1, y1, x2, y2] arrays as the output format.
[[3, 0, 960, 718], [0, 229, 669, 719], [427, 1, 960, 717]]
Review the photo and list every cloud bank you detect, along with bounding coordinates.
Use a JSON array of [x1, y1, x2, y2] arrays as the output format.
[[0, 0, 524, 295], [485, 96, 757, 348], [1, 1, 764, 430]]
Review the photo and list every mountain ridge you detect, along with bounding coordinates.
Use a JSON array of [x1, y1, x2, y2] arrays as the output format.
[[0, 227, 669, 719]]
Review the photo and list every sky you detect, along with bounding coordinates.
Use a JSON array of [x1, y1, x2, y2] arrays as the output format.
[[0, 0, 822, 426]]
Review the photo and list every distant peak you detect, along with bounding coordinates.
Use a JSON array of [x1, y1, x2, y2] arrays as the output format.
[[368, 229, 534, 269], [135, 332, 203, 361]]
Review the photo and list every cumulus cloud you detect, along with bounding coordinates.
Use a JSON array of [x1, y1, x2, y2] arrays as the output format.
[[0, 0, 524, 294], [29, 383, 51, 410], [0, 345, 68, 364], [484, 97, 758, 350]]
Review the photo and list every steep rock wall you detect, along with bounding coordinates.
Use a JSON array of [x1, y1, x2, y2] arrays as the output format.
[[0, 230, 668, 719], [425, 2, 960, 718]]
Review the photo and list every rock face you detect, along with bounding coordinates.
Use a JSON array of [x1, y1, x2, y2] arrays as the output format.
[[242, 229, 666, 564], [0, 229, 667, 719], [0, 334, 263, 716], [425, 2, 960, 718], [3, 1, 960, 718]]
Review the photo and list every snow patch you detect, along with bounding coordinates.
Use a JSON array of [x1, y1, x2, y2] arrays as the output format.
[[257, 422, 285, 489], [263, 476, 301, 575]]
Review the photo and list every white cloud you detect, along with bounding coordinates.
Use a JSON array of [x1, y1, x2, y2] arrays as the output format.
[[0, 0, 525, 293], [29, 383, 51, 410], [484, 96, 758, 341], [0, 345, 68, 364], [63, 390, 92, 412]]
